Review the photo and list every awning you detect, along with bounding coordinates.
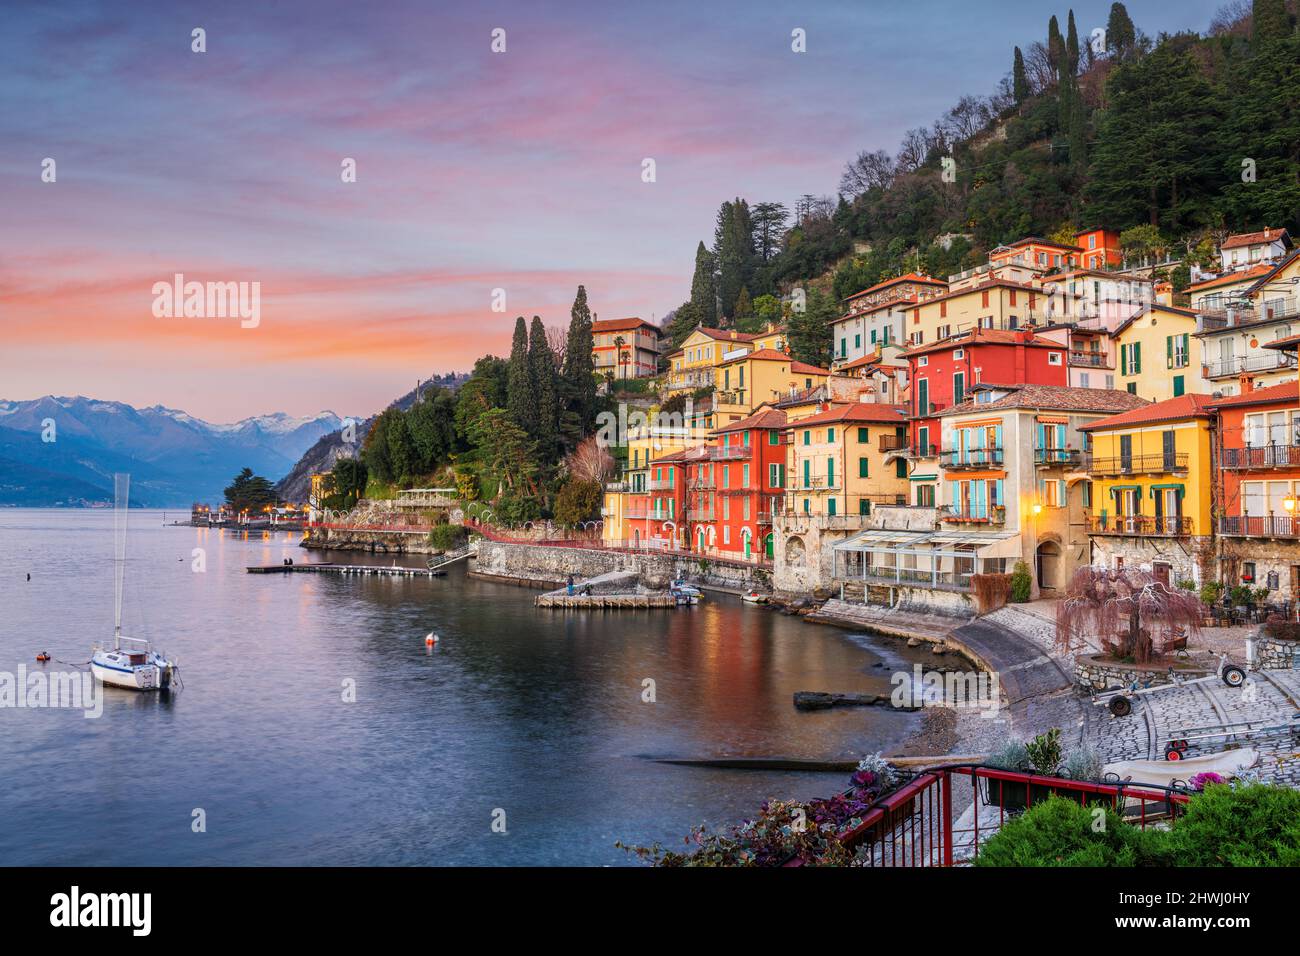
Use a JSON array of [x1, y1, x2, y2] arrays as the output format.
[[929, 530, 1022, 558], [833, 529, 936, 549]]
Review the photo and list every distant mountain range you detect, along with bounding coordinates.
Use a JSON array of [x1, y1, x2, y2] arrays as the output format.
[[0, 396, 350, 507]]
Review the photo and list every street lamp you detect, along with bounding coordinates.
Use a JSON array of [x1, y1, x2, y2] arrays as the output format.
[[1284, 494, 1297, 514], [1031, 503, 1043, 516]]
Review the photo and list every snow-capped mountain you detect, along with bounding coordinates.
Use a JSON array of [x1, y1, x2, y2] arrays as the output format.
[[0, 396, 349, 506]]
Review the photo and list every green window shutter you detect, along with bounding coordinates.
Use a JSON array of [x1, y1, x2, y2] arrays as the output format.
[[858, 498, 869, 515], [803, 430, 810, 446], [1174, 375, 1185, 397], [1166, 335, 1173, 369], [896, 457, 907, 478], [803, 459, 810, 487], [1120, 345, 1127, 376], [858, 427, 869, 443], [828, 498, 837, 516], [827, 457, 835, 486], [859, 457, 868, 478], [1134, 342, 1141, 373], [828, 427, 836, 443]]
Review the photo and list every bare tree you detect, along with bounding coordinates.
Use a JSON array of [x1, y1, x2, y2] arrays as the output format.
[[895, 127, 931, 173], [545, 325, 567, 368], [1023, 41, 1056, 95], [839, 149, 896, 199], [1055, 567, 1203, 664], [566, 434, 615, 483], [1209, 0, 1252, 36], [939, 95, 993, 144]]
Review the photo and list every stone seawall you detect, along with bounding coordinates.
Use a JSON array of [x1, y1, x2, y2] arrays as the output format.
[[472, 540, 772, 592]]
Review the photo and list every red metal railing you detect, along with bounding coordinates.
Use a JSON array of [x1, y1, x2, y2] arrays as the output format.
[[835, 765, 1190, 867]]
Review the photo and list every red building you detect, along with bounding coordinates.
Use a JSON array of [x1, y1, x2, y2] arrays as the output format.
[[905, 327, 1070, 457], [1207, 381, 1300, 595], [1075, 228, 1123, 270], [681, 406, 788, 561]]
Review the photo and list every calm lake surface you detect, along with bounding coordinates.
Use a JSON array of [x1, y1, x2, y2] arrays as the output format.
[[0, 509, 935, 865]]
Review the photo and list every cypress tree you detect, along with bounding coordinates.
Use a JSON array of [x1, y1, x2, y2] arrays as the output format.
[[1048, 16, 1064, 72], [562, 285, 596, 429], [688, 241, 717, 327], [1106, 3, 1136, 61], [506, 316, 532, 434], [1066, 11, 1080, 73], [528, 315, 559, 460], [1013, 46, 1029, 103]]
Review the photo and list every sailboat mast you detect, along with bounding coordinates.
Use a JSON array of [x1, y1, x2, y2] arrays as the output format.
[[113, 473, 129, 649]]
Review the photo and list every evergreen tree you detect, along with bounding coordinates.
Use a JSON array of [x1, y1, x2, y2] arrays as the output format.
[[506, 316, 532, 434], [713, 198, 756, 321], [1013, 46, 1030, 103], [1253, 0, 1291, 44], [786, 288, 835, 367], [1106, 2, 1137, 61], [562, 285, 596, 430], [1066, 10, 1080, 74], [733, 287, 754, 325], [528, 315, 560, 461], [751, 202, 790, 263], [688, 241, 717, 326], [1048, 15, 1064, 72]]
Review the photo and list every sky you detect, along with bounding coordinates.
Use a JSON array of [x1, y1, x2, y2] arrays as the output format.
[[0, 0, 1228, 422]]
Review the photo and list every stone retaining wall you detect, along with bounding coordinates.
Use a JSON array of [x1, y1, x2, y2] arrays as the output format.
[[1073, 654, 1211, 692], [1250, 634, 1300, 670], [473, 540, 772, 592]]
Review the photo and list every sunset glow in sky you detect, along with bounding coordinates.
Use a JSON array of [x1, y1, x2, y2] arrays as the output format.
[[1, 0, 1225, 421]]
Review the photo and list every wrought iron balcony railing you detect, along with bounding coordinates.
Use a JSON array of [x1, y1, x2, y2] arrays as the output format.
[[1218, 515, 1300, 538], [1089, 515, 1194, 537], [941, 448, 1004, 469], [1035, 448, 1081, 467], [1081, 453, 1188, 475]]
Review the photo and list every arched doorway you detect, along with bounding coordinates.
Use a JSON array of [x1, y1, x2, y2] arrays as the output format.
[[764, 532, 774, 560], [696, 528, 705, 552], [742, 528, 752, 560], [1035, 541, 1062, 592]]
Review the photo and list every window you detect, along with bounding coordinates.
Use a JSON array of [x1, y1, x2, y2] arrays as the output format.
[[940, 301, 947, 318], [769, 463, 784, 488], [915, 484, 935, 506], [723, 525, 730, 545], [858, 499, 870, 515], [768, 431, 779, 445], [803, 430, 810, 446], [859, 457, 869, 478], [742, 463, 750, 487], [803, 498, 810, 514], [1127, 382, 1137, 395], [1168, 333, 1189, 369], [1039, 478, 1066, 507], [802, 459, 810, 488], [953, 371, 965, 406], [827, 457, 835, 487], [981, 290, 990, 307], [827, 427, 836, 443], [937, 324, 951, 339], [839, 339, 847, 357], [828, 498, 837, 516], [896, 457, 907, 478], [918, 355, 929, 367], [854, 333, 861, 350], [953, 349, 964, 359], [1048, 352, 1063, 366], [1173, 375, 1185, 397]]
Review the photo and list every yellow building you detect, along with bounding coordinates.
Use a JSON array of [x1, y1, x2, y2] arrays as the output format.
[[714, 349, 829, 424], [904, 280, 1048, 348], [1112, 305, 1210, 402], [1077, 394, 1216, 585], [664, 325, 786, 397], [783, 403, 910, 516]]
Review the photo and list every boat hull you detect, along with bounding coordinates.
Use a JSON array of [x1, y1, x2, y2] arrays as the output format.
[[91, 649, 173, 691]]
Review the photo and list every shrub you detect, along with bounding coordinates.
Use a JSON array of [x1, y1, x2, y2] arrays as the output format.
[[1164, 783, 1300, 866], [1060, 746, 1103, 782], [554, 478, 602, 526], [1199, 581, 1224, 606], [1009, 561, 1032, 603], [1228, 584, 1254, 607], [1175, 579, 1196, 592], [427, 523, 468, 551], [1024, 728, 1062, 776], [974, 797, 1161, 867], [1264, 614, 1300, 642], [987, 739, 1031, 772]]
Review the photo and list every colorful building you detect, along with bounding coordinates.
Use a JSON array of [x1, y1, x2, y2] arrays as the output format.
[[1075, 228, 1123, 270], [1077, 394, 1217, 586], [901, 327, 1070, 506], [713, 349, 829, 424], [904, 280, 1047, 350], [783, 403, 910, 518], [592, 317, 662, 379], [1111, 305, 1210, 402], [689, 407, 788, 561], [832, 273, 946, 369], [1208, 382, 1300, 598], [1219, 228, 1292, 273]]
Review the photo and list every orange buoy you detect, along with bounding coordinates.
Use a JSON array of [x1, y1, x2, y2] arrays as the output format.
[[36, 652, 50, 662], [425, 633, 438, 646]]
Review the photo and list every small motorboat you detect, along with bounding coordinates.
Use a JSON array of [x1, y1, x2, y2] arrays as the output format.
[[741, 590, 769, 605], [669, 579, 702, 605]]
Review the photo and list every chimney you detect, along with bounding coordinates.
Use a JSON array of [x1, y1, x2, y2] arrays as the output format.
[[1240, 374, 1255, 394]]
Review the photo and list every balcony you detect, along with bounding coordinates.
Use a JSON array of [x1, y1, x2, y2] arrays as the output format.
[[939, 504, 1006, 525], [797, 477, 844, 491], [690, 476, 716, 489], [1082, 453, 1188, 476], [647, 479, 675, 491], [1198, 296, 1300, 331], [1089, 515, 1194, 537], [878, 434, 909, 452], [1223, 444, 1300, 470], [1219, 515, 1300, 539], [709, 445, 752, 461], [941, 448, 1004, 469], [904, 443, 939, 459], [1068, 350, 1112, 368], [1201, 352, 1297, 380], [1035, 448, 1081, 468], [604, 481, 628, 493]]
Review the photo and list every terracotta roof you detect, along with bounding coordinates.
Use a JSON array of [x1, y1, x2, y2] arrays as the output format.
[[1185, 265, 1273, 294], [1077, 394, 1217, 432], [1264, 331, 1300, 351], [592, 317, 658, 334], [939, 383, 1149, 418], [718, 347, 793, 366], [909, 278, 1039, 310], [710, 407, 788, 434], [649, 444, 710, 466], [994, 236, 1084, 253], [791, 360, 830, 375], [1246, 248, 1300, 296], [785, 402, 907, 428], [694, 326, 762, 342], [843, 272, 946, 302], [832, 293, 920, 322], [1205, 381, 1299, 409], [1222, 228, 1290, 250], [902, 327, 1057, 358]]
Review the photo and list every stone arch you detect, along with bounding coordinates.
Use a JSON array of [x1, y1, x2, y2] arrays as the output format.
[[785, 535, 807, 563]]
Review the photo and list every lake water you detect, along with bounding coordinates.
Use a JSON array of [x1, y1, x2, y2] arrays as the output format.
[[0, 509, 934, 865]]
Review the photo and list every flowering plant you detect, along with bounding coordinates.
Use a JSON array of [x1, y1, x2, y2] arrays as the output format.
[[1188, 771, 1225, 791]]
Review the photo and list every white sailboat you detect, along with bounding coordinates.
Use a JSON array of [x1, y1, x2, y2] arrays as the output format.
[[90, 474, 181, 692]]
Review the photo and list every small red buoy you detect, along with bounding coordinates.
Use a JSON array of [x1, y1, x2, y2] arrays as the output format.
[[425, 633, 438, 646], [36, 652, 50, 662]]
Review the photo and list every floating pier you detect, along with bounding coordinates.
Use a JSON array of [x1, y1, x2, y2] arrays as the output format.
[[247, 563, 445, 578]]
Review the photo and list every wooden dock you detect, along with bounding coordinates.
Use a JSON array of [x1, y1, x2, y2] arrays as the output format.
[[247, 563, 445, 578]]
